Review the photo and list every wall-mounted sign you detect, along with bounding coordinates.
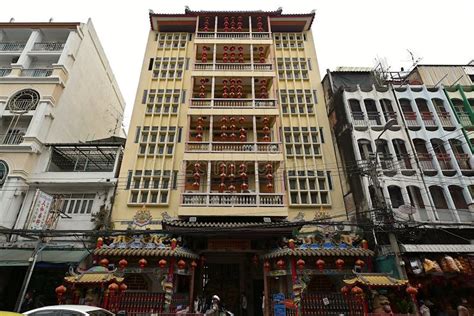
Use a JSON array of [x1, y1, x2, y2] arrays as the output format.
[[28, 190, 54, 230], [207, 239, 251, 250], [133, 208, 152, 226]]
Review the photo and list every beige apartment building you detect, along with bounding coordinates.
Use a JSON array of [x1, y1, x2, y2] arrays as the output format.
[[109, 8, 349, 314]]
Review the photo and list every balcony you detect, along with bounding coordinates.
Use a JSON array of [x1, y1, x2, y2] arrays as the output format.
[[455, 153, 474, 175], [0, 68, 12, 77], [190, 98, 277, 109], [20, 68, 53, 77], [196, 32, 272, 40], [351, 112, 366, 129], [194, 62, 273, 72], [420, 112, 437, 129], [1, 132, 24, 145], [403, 112, 419, 128], [182, 192, 284, 206], [436, 153, 456, 175], [0, 42, 26, 52], [32, 42, 65, 52], [457, 112, 473, 128], [417, 153, 437, 175], [437, 111, 455, 130], [186, 141, 281, 153]]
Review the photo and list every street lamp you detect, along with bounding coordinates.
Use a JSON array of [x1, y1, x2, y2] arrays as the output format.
[[376, 118, 398, 141]]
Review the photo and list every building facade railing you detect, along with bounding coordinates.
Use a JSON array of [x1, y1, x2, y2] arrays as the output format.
[[0, 42, 26, 51], [194, 62, 273, 71], [190, 98, 277, 108], [1, 132, 25, 145], [0, 68, 12, 77], [20, 68, 53, 77], [185, 141, 281, 153], [196, 32, 272, 39], [181, 192, 284, 206], [32, 42, 65, 51]]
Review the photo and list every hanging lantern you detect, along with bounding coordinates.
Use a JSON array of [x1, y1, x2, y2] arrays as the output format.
[[192, 182, 200, 189], [159, 259, 167, 268], [191, 261, 198, 270], [177, 260, 186, 269], [219, 182, 226, 193], [316, 259, 325, 272], [341, 286, 350, 295], [138, 258, 148, 269], [119, 283, 128, 292], [264, 261, 271, 272], [335, 258, 345, 270], [99, 258, 109, 267], [266, 173, 273, 181], [252, 254, 259, 266], [195, 133, 203, 141], [228, 184, 236, 192], [196, 125, 203, 133], [296, 259, 305, 270], [55, 285, 67, 303], [241, 182, 249, 191], [239, 134, 246, 142], [223, 46, 229, 51], [406, 285, 418, 296], [276, 259, 285, 270], [108, 283, 119, 292], [266, 183, 273, 191], [351, 286, 363, 296], [355, 259, 365, 268], [118, 259, 128, 269]]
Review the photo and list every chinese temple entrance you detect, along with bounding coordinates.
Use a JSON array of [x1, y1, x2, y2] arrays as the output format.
[[202, 263, 240, 314]]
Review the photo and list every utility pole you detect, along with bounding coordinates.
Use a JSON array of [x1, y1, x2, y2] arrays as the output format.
[[365, 119, 407, 280]]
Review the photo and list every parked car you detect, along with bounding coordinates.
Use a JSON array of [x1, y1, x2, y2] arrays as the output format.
[[24, 305, 113, 316]]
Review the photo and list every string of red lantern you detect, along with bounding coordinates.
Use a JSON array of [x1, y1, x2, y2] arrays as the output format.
[[219, 162, 226, 193], [222, 79, 228, 98], [193, 162, 201, 190], [265, 162, 273, 192], [201, 46, 208, 63], [199, 78, 207, 98], [237, 16, 243, 32], [256, 16, 264, 32], [240, 163, 248, 191], [259, 46, 265, 63], [259, 79, 268, 99], [196, 116, 204, 141], [203, 16, 210, 32], [224, 17, 229, 32], [262, 116, 270, 142], [228, 163, 235, 192]]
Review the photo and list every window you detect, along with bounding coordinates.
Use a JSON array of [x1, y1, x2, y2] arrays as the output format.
[[7, 89, 40, 112], [0, 160, 8, 187], [60, 194, 95, 215]]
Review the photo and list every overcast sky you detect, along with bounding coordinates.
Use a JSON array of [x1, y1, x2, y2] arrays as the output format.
[[2, 0, 473, 131]]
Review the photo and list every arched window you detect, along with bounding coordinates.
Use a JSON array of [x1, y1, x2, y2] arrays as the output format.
[[388, 185, 404, 208], [6, 89, 40, 113], [0, 160, 8, 187]]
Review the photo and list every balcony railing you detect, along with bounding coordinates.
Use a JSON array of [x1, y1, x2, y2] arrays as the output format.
[[420, 111, 436, 127], [403, 111, 419, 127], [20, 68, 53, 77], [383, 111, 398, 123], [1, 132, 24, 145], [367, 111, 382, 126], [351, 112, 366, 127], [455, 153, 472, 170], [0, 68, 12, 77], [437, 111, 454, 128], [436, 153, 454, 170], [32, 42, 65, 51], [458, 208, 473, 222], [434, 209, 455, 222], [416, 153, 436, 171], [181, 192, 284, 206], [457, 112, 473, 127], [194, 63, 273, 71], [397, 155, 413, 170], [190, 98, 277, 108], [0, 42, 25, 52], [196, 32, 272, 39], [186, 142, 281, 153]]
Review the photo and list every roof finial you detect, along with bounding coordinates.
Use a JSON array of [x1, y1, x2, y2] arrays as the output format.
[[149, 9, 154, 14], [184, 5, 190, 13], [9, 18, 15, 23], [49, 17, 54, 23]]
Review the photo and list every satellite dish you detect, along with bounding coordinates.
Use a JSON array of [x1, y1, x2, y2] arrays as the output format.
[[398, 204, 416, 215]]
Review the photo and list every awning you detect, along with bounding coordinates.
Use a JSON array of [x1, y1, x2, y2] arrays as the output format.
[[400, 244, 474, 253], [64, 272, 124, 284], [262, 247, 374, 259], [0, 249, 90, 266], [343, 273, 408, 287], [94, 247, 199, 259]]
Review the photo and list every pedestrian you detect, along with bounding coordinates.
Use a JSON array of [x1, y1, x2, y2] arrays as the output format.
[[205, 295, 226, 316], [457, 298, 469, 316], [240, 292, 247, 316], [419, 300, 431, 316]]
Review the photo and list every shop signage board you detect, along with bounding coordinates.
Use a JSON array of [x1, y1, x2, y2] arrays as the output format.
[[207, 239, 251, 250], [28, 190, 54, 230], [274, 304, 286, 316], [268, 270, 287, 277], [273, 293, 285, 302]]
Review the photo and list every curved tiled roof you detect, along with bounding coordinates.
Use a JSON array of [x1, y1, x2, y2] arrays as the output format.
[[262, 247, 374, 259], [343, 274, 408, 287], [94, 247, 199, 259], [64, 272, 124, 284]]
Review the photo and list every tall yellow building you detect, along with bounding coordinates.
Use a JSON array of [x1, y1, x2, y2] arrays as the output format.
[[111, 8, 347, 314]]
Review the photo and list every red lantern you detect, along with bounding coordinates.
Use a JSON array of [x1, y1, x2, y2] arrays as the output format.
[[177, 260, 186, 269], [138, 258, 147, 269], [191, 260, 198, 270], [335, 258, 345, 270], [241, 182, 249, 191], [355, 259, 365, 268], [351, 286, 363, 295], [361, 240, 368, 249], [118, 259, 128, 269], [192, 182, 200, 189], [296, 259, 305, 270], [406, 285, 418, 296], [276, 259, 285, 270], [196, 133, 203, 141], [228, 184, 236, 192], [341, 285, 350, 295], [99, 258, 109, 267], [316, 259, 325, 271], [159, 259, 167, 268], [219, 182, 226, 193], [266, 183, 273, 191], [55, 285, 67, 296], [119, 283, 128, 292], [239, 134, 246, 142], [108, 282, 119, 292], [264, 261, 271, 272]]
